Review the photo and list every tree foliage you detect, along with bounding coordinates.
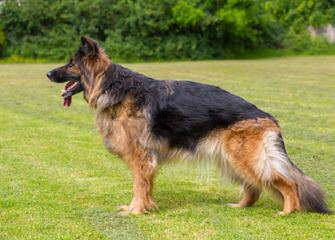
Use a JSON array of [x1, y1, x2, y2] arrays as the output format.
[[0, 22, 4, 45], [0, 0, 334, 61]]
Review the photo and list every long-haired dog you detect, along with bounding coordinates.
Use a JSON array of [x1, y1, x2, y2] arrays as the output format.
[[47, 36, 331, 215]]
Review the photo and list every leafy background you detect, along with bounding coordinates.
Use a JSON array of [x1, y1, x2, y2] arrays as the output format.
[[1, 0, 335, 61]]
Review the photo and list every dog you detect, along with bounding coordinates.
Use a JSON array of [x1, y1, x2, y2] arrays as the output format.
[[47, 36, 331, 215]]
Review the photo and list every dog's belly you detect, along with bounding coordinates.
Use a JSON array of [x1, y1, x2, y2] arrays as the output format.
[[96, 105, 282, 186]]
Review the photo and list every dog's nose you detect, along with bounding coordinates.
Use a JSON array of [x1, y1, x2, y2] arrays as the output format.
[[46, 72, 52, 79]]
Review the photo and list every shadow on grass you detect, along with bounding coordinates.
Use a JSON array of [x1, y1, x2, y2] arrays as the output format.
[[155, 189, 233, 212], [84, 208, 146, 240], [154, 188, 283, 215]]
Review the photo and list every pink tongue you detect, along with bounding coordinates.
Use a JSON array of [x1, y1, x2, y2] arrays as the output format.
[[64, 96, 72, 107]]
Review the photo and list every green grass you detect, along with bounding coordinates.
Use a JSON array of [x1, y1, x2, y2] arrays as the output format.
[[0, 57, 334, 239]]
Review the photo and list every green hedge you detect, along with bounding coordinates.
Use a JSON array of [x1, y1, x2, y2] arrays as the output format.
[[0, 0, 335, 61]]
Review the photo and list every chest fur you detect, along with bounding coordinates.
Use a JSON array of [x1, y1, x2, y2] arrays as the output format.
[[95, 97, 149, 157]]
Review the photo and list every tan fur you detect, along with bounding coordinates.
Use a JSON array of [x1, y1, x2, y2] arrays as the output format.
[[96, 96, 158, 214], [77, 48, 111, 107], [222, 118, 280, 185], [216, 118, 300, 214], [67, 62, 81, 76]]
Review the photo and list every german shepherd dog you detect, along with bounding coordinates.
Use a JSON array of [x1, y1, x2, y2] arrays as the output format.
[[47, 36, 331, 215]]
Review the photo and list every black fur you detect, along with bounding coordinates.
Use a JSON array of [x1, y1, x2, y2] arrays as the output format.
[[294, 170, 333, 214], [47, 61, 81, 83], [101, 64, 275, 150]]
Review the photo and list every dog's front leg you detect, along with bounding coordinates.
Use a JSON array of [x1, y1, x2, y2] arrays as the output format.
[[118, 151, 158, 215]]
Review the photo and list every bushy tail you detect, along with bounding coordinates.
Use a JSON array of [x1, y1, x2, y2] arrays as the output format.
[[292, 168, 332, 213], [262, 131, 332, 214]]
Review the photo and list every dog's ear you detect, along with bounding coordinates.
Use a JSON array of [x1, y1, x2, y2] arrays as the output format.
[[80, 36, 99, 57]]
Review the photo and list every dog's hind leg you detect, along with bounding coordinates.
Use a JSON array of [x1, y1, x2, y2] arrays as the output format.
[[227, 184, 261, 208], [224, 124, 301, 215], [219, 119, 281, 211], [271, 176, 300, 215]]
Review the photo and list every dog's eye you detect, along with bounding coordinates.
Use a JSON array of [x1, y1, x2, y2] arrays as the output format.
[[68, 62, 74, 67]]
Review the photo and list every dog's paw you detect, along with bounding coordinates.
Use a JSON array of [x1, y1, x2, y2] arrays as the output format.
[[277, 210, 295, 216], [277, 211, 287, 216], [117, 198, 158, 216], [116, 204, 148, 215], [226, 203, 244, 208]]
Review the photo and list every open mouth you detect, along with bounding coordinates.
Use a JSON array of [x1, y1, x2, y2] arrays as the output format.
[[61, 80, 83, 107]]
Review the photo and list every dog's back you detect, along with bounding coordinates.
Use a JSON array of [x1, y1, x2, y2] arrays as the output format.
[[149, 79, 274, 150]]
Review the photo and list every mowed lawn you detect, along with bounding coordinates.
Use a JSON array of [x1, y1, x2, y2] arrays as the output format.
[[0, 57, 334, 240]]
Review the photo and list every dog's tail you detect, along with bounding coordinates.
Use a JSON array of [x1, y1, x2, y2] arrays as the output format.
[[262, 132, 332, 213], [291, 167, 332, 213]]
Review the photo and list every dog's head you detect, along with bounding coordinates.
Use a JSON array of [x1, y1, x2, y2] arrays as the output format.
[[47, 36, 105, 107]]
